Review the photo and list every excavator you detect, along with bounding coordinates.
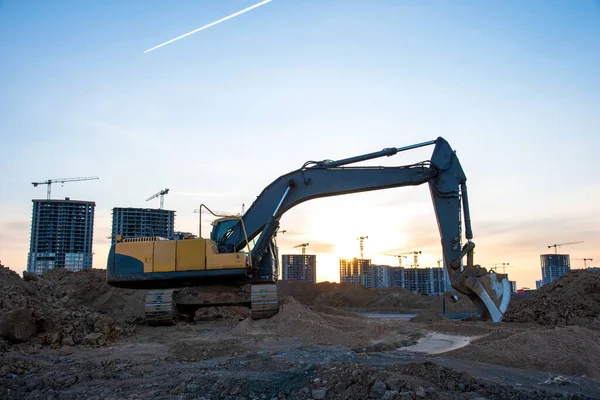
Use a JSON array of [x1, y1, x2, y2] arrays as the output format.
[[106, 137, 511, 323]]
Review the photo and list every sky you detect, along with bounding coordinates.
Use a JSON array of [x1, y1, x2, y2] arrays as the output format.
[[1, 0, 599, 288]]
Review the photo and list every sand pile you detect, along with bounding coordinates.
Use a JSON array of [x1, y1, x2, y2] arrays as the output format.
[[233, 297, 421, 350], [449, 325, 600, 380], [503, 270, 600, 327], [0, 266, 145, 348], [278, 280, 476, 313]]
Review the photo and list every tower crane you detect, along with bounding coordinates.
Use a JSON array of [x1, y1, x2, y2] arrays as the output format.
[[386, 250, 422, 267], [146, 188, 170, 209], [547, 241, 583, 254], [31, 176, 99, 200], [357, 236, 368, 259], [294, 243, 310, 255], [573, 258, 593, 268], [489, 262, 513, 274]]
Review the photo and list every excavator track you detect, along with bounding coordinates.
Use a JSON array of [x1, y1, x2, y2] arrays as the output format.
[[250, 284, 279, 320], [144, 289, 176, 325]]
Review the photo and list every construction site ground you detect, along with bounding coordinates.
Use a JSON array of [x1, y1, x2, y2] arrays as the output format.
[[1, 267, 600, 399]]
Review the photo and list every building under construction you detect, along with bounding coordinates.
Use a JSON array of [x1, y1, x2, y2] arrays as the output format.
[[339, 258, 373, 288], [27, 198, 95, 274], [539, 254, 571, 286], [403, 267, 446, 295], [281, 254, 316, 283], [111, 207, 175, 244]]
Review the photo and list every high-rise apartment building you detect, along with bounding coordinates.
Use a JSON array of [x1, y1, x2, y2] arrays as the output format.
[[388, 266, 404, 288], [27, 198, 95, 274], [404, 267, 446, 295], [540, 254, 570, 286], [339, 258, 373, 288], [111, 207, 175, 243], [281, 254, 317, 283]]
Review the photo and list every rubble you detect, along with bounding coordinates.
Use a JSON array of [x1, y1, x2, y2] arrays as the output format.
[[0, 266, 144, 348], [503, 269, 600, 327]]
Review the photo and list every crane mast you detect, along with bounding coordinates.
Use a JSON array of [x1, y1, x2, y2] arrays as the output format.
[[293, 243, 310, 256], [357, 236, 368, 259]]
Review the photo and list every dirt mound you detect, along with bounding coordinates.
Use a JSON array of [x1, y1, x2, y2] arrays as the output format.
[[278, 280, 477, 313], [449, 325, 600, 380], [504, 269, 600, 327], [233, 297, 421, 351], [194, 306, 250, 321], [409, 310, 451, 323], [0, 266, 145, 348]]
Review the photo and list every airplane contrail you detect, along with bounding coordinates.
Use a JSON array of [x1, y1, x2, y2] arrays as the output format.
[[143, 0, 273, 54]]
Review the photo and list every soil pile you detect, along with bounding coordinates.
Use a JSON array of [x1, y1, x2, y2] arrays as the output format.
[[234, 297, 421, 351], [278, 281, 476, 313], [0, 266, 145, 348], [449, 325, 600, 380], [503, 269, 600, 327]]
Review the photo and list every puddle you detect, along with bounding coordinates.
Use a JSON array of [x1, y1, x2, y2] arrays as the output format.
[[397, 333, 478, 355]]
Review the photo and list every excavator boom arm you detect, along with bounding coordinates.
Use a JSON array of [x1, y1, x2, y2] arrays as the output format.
[[214, 137, 511, 321]]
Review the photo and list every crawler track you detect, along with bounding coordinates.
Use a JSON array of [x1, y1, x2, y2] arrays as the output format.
[[144, 289, 176, 325], [250, 284, 279, 319]]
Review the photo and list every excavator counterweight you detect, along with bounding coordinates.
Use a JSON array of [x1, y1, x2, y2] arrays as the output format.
[[107, 137, 511, 323]]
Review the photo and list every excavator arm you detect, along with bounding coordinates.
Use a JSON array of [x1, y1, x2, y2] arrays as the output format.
[[214, 137, 511, 321]]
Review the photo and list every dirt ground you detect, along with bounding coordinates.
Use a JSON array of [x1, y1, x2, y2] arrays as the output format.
[[1, 267, 600, 399]]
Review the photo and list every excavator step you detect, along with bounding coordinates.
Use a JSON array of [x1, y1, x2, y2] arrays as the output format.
[[144, 289, 176, 325], [250, 284, 279, 320]]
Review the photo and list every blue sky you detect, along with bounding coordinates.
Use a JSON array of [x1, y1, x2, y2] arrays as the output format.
[[1, 0, 599, 287]]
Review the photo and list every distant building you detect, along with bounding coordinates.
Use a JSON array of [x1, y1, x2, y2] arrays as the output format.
[[588, 267, 600, 273], [370, 264, 393, 288], [388, 266, 404, 288], [509, 280, 517, 294], [340, 258, 373, 288], [281, 254, 316, 283], [111, 207, 175, 243], [536, 279, 543, 290], [540, 254, 570, 286], [404, 267, 446, 295], [27, 198, 95, 274]]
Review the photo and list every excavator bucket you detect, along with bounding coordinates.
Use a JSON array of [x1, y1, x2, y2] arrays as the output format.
[[454, 266, 512, 322]]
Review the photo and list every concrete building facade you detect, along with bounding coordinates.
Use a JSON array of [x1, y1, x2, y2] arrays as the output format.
[[404, 267, 446, 295], [281, 254, 317, 283], [388, 266, 404, 288], [111, 207, 175, 243], [540, 254, 570, 286], [27, 198, 95, 274], [339, 258, 373, 288]]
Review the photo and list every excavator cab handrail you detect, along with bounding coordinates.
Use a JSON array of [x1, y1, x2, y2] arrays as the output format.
[[198, 203, 253, 270]]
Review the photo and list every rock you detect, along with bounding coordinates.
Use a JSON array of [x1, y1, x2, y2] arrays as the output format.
[[302, 387, 310, 394], [335, 382, 346, 392], [187, 384, 200, 393], [61, 336, 75, 346], [312, 388, 327, 399], [457, 383, 466, 391], [84, 332, 103, 345], [44, 331, 62, 345], [445, 380, 455, 391], [230, 386, 242, 395], [385, 376, 406, 391], [370, 380, 387, 398], [415, 387, 426, 398], [58, 346, 74, 356], [383, 390, 399, 399], [0, 308, 37, 342], [22, 271, 38, 281], [398, 393, 413, 400]]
